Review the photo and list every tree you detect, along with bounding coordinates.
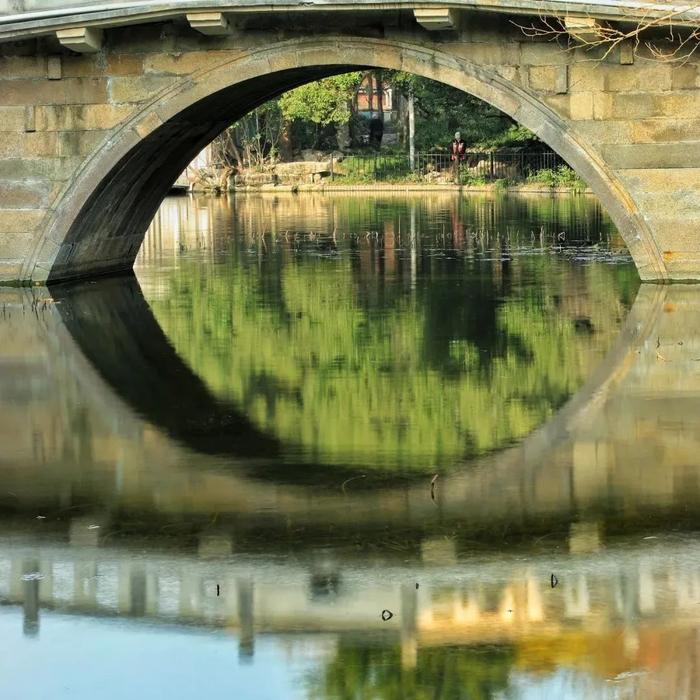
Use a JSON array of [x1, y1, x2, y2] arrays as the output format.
[[279, 72, 364, 149], [389, 71, 538, 151]]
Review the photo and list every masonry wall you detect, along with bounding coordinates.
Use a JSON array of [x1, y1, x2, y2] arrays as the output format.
[[0, 14, 699, 282]]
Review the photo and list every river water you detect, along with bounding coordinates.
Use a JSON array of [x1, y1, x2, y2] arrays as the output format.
[[0, 192, 698, 698]]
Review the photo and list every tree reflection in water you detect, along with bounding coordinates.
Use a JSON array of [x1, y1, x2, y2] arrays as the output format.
[[306, 641, 514, 700], [143, 193, 638, 472]]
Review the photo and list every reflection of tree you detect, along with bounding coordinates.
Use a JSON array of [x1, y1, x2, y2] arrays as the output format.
[[147, 196, 637, 472], [306, 641, 514, 700]]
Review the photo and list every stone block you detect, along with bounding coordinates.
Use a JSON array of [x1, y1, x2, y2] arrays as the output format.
[[0, 106, 26, 131], [58, 130, 108, 157], [569, 92, 594, 120], [0, 210, 46, 234], [0, 180, 53, 209], [144, 51, 230, 76], [0, 262, 23, 282], [60, 55, 101, 78], [106, 54, 146, 76], [655, 92, 700, 117], [619, 42, 635, 65], [630, 119, 700, 144], [605, 64, 672, 92], [671, 64, 698, 90], [568, 63, 606, 92], [528, 65, 568, 94], [605, 142, 700, 169], [0, 157, 83, 181], [36, 104, 134, 131], [134, 111, 163, 138], [618, 168, 700, 212], [609, 93, 658, 119], [0, 55, 48, 79], [0, 132, 57, 158], [24, 105, 35, 132], [520, 41, 570, 66], [495, 65, 520, 83], [0, 234, 32, 262], [579, 118, 700, 145], [0, 78, 109, 106], [109, 75, 175, 104], [447, 41, 520, 66], [592, 92, 613, 120], [47, 55, 62, 80]]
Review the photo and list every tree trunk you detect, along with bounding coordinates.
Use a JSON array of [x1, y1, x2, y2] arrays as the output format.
[[336, 120, 350, 152], [279, 119, 293, 161], [408, 87, 415, 170]]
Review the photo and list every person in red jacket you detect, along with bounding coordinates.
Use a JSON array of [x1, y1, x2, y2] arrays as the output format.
[[450, 131, 467, 183]]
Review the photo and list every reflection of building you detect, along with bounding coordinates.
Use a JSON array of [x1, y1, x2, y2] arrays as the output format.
[[2, 535, 700, 696]]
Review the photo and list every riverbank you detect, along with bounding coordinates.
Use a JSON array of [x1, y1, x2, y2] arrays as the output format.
[[230, 182, 592, 195]]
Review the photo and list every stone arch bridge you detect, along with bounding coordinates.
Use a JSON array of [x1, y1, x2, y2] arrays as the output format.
[[2, 1, 700, 283]]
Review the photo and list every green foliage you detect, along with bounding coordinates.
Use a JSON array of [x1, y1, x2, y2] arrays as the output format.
[[528, 165, 587, 191], [479, 124, 540, 150], [459, 170, 489, 186], [280, 72, 364, 127], [338, 154, 412, 182], [390, 71, 534, 151], [305, 642, 515, 700]]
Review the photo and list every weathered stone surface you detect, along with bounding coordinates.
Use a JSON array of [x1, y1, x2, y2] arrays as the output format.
[[108, 75, 175, 103], [0, 180, 54, 209], [0, 106, 26, 131], [36, 104, 133, 131], [1, 78, 109, 106], [0, 132, 57, 158], [528, 65, 567, 94], [0, 55, 47, 80], [604, 142, 700, 170], [605, 64, 672, 92], [0, 210, 45, 235], [520, 42, 570, 66]]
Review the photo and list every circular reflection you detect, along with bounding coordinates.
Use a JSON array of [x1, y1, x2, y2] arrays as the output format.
[[139, 193, 638, 472]]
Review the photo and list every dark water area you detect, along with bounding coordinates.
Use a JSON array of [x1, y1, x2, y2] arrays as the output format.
[[1, 193, 699, 699]]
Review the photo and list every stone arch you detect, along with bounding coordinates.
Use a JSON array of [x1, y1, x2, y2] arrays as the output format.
[[27, 36, 666, 282]]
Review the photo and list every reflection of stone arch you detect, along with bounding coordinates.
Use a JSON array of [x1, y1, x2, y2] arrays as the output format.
[[52, 278, 282, 459], [27, 36, 664, 283], [52, 276, 662, 495]]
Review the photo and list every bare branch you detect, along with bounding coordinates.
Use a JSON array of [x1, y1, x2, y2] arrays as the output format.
[[514, 3, 700, 64]]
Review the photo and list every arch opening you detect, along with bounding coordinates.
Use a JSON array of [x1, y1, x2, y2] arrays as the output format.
[[34, 37, 665, 283]]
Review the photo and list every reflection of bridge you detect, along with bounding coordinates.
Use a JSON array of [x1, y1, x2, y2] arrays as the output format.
[[1, 276, 699, 542], [3, 532, 700, 674], [3, 2, 700, 281]]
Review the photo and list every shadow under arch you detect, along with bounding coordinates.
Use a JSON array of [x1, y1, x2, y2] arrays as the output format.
[[51, 276, 283, 460], [32, 35, 665, 283]]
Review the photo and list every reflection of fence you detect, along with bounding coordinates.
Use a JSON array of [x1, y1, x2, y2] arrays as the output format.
[[336, 150, 567, 183]]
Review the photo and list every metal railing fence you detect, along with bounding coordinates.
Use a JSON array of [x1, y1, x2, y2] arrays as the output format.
[[334, 150, 568, 183]]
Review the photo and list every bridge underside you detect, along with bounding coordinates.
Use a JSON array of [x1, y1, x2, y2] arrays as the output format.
[[1, 10, 699, 282]]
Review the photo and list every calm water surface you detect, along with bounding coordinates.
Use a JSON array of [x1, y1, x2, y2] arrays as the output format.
[[1, 193, 699, 699]]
